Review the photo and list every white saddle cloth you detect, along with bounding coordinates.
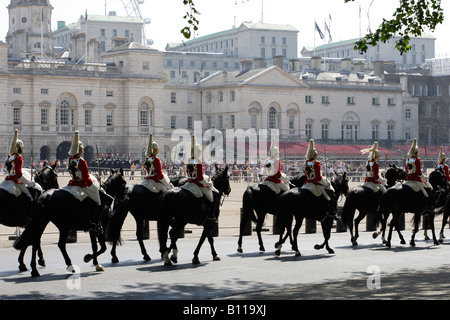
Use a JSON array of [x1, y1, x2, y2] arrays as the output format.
[[0, 169, 34, 197], [61, 175, 101, 204]]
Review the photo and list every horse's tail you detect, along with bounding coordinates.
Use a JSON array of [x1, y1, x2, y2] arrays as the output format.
[[242, 187, 258, 224], [106, 199, 129, 246], [13, 199, 49, 250]]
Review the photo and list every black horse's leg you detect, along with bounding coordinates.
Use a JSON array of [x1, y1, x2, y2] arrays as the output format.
[[136, 218, 151, 261], [410, 213, 421, 247], [291, 217, 303, 256], [18, 247, 28, 272], [315, 218, 335, 254], [169, 226, 180, 264], [37, 245, 45, 267], [110, 239, 119, 263], [427, 212, 440, 246], [30, 243, 40, 277], [193, 226, 210, 264], [386, 213, 397, 248], [84, 232, 106, 271], [207, 229, 220, 261], [439, 212, 449, 242], [255, 212, 266, 252], [352, 212, 365, 246], [57, 229, 73, 271]]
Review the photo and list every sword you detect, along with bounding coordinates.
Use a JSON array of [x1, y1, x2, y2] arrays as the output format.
[[96, 144, 101, 186]]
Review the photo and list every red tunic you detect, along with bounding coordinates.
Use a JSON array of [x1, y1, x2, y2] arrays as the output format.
[[265, 160, 282, 183], [304, 160, 323, 185], [5, 154, 23, 183], [365, 160, 381, 184], [145, 157, 164, 182], [187, 159, 206, 187], [405, 157, 423, 182], [68, 157, 93, 187]]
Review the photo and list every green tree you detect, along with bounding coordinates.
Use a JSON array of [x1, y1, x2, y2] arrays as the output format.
[[181, 0, 444, 54]]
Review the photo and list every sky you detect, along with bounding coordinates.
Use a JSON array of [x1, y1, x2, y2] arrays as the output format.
[[0, 0, 449, 56]]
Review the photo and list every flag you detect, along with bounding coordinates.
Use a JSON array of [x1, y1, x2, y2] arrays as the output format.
[[85, 10, 88, 21], [41, 9, 44, 22], [315, 21, 324, 40], [324, 22, 332, 42]]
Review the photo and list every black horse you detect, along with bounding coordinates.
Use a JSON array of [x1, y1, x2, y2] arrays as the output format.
[[274, 172, 349, 257], [375, 168, 447, 248], [14, 169, 126, 277], [0, 165, 59, 272], [341, 164, 406, 246], [157, 166, 231, 266], [236, 174, 306, 253], [426, 168, 450, 242]]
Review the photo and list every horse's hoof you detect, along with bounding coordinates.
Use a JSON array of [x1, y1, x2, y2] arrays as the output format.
[[294, 251, 301, 257], [314, 244, 321, 250], [164, 260, 173, 266], [84, 254, 93, 263], [434, 240, 440, 246], [31, 270, 40, 277], [275, 249, 281, 256], [259, 246, 265, 252], [424, 236, 430, 241], [111, 257, 119, 264], [213, 255, 221, 261], [19, 264, 28, 272], [372, 232, 379, 239], [400, 239, 406, 245], [328, 249, 335, 254], [192, 257, 200, 264], [237, 247, 243, 253], [95, 264, 104, 272], [38, 259, 46, 267], [352, 241, 358, 246], [170, 256, 178, 264], [143, 254, 151, 262]]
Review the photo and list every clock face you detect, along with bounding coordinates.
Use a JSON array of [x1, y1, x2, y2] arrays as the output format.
[[21, 17, 27, 23]]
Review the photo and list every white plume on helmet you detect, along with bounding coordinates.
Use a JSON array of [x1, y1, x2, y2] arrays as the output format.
[[68, 130, 83, 156], [407, 138, 419, 156], [9, 129, 23, 155], [361, 142, 380, 160], [439, 146, 446, 163], [305, 139, 317, 160]]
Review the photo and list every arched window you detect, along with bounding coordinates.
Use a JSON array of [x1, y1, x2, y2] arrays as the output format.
[[268, 107, 277, 129], [60, 100, 69, 125], [139, 102, 149, 127]]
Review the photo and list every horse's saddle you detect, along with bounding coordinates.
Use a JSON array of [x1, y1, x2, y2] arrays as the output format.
[[301, 182, 323, 197]]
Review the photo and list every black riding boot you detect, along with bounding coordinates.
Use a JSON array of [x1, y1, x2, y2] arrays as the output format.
[[89, 205, 104, 235]]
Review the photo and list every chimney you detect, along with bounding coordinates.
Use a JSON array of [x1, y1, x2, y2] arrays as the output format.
[[254, 57, 265, 69], [374, 61, 385, 78], [289, 59, 300, 71], [311, 56, 321, 71], [223, 69, 228, 82], [240, 59, 253, 72], [273, 55, 284, 69], [340, 58, 352, 72]]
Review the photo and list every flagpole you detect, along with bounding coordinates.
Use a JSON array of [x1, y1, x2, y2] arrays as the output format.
[[313, 20, 316, 56], [85, 10, 88, 63], [41, 9, 44, 60]]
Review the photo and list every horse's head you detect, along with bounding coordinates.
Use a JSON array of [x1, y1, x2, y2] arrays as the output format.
[[384, 163, 406, 188], [212, 165, 231, 196], [34, 163, 59, 191], [429, 168, 448, 192], [289, 174, 307, 188], [103, 168, 127, 200], [332, 171, 349, 197]]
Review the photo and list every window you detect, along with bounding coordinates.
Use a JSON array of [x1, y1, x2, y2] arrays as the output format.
[[437, 85, 443, 96], [372, 97, 380, 105], [347, 97, 355, 104], [171, 116, 177, 129], [171, 92, 177, 103], [142, 61, 149, 70], [261, 48, 265, 58], [282, 37, 287, 45], [13, 88, 21, 94], [113, 29, 117, 37], [85, 90, 92, 96], [85, 110, 91, 126], [187, 93, 193, 104], [405, 108, 411, 119], [125, 30, 129, 38], [388, 98, 396, 106], [230, 115, 235, 129], [305, 124, 312, 139], [106, 110, 114, 127], [372, 125, 379, 140], [207, 92, 212, 103], [268, 107, 277, 129], [251, 114, 257, 129], [272, 37, 276, 44], [272, 48, 276, 57], [321, 96, 329, 104], [13, 108, 20, 125], [289, 116, 295, 131], [321, 124, 328, 140], [187, 116, 193, 130], [231, 91, 235, 102], [405, 131, 411, 141], [139, 102, 149, 127], [60, 100, 69, 125], [40, 109, 48, 125], [387, 125, 394, 140], [261, 36, 265, 44], [305, 96, 313, 103], [100, 29, 105, 37], [106, 90, 114, 97], [41, 88, 48, 95], [207, 116, 212, 129], [219, 91, 223, 102]]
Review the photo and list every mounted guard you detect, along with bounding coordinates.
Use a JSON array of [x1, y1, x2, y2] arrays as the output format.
[[0, 129, 41, 201], [181, 134, 218, 220], [261, 138, 289, 194], [141, 133, 173, 193], [361, 142, 386, 193], [404, 138, 432, 199], [436, 146, 450, 183], [61, 131, 106, 234], [301, 139, 334, 201]]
